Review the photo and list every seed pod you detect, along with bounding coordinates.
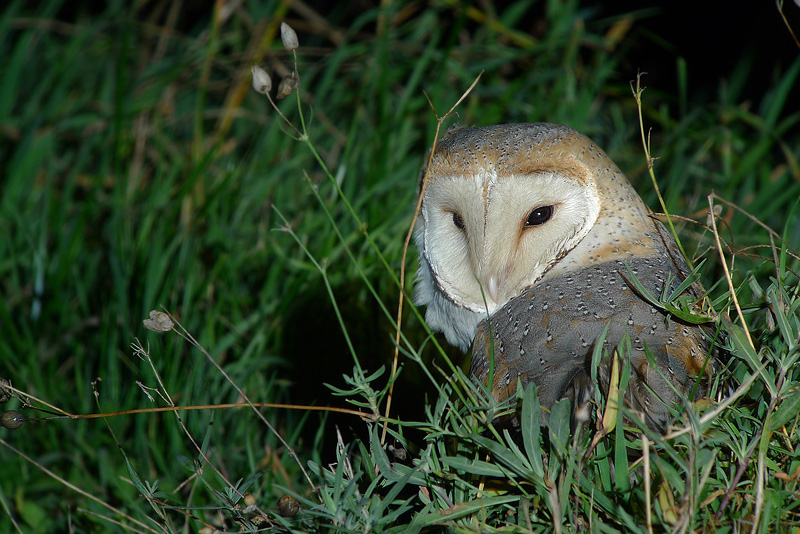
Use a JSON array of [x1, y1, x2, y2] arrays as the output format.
[[388, 442, 407, 461], [0, 378, 11, 404], [278, 495, 300, 517], [143, 310, 174, 332], [1, 410, 24, 430], [276, 72, 297, 100], [242, 493, 258, 513], [280, 22, 299, 51], [251, 64, 272, 95]]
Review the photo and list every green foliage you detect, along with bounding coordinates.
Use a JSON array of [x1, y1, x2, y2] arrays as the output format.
[[624, 259, 716, 324], [1, 1, 799, 533]]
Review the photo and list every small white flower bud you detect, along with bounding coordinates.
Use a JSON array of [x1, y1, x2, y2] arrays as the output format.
[[280, 22, 299, 51], [251, 64, 272, 95], [706, 204, 722, 227]]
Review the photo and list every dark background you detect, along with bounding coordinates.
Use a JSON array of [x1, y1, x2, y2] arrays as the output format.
[[610, 1, 799, 107], [54, 1, 800, 105]]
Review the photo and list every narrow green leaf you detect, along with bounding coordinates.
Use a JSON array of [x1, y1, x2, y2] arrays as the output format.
[[438, 456, 510, 478], [548, 398, 571, 462], [502, 428, 534, 473], [767, 286, 797, 350], [370, 429, 394, 478], [125, 458, 146, 494], [624, 263, 714, 324], [470, 434, 533, 480], [521, 383, 545, 480], [409, 495, 520, 527], [723, 317, 777, 397], [614, 352, 631, 495], [665, 258, 706, 302], [771, 388, 800, 430]]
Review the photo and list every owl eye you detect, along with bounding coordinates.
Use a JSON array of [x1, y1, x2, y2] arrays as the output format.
[[452, 212, 466, 230], [524, 206, 553, 227]]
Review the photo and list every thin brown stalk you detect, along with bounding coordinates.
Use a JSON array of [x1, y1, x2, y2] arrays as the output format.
[[547, 478, 563, 534], [165, 310, 319, 493], [47, 402, 371, 421], [76, 507, 158, 534], [381, 72, 484, 444], [664, 362, 765, 441], [0, 438, 160, 534], [643, 431, 654, 534], [3, 384, 72, 417], [751, 444, 767, 534], [710, 193, 800, 256], [631, 72, 692, 268], [0, 490, 24, 534], [776, 0, 800, 48], [707, 196, 754, 350]]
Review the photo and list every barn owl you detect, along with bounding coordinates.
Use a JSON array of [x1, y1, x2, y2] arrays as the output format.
[[414, 123, 716, 430]]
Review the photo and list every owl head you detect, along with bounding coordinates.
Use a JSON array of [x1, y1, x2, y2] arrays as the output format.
[[414, 123, 660, 350]]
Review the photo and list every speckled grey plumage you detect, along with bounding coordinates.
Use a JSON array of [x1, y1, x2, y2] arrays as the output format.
[[469, 223, 716, 431]]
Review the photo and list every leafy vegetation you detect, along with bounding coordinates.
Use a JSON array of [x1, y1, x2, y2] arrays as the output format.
[[1, 1, 799, 532]]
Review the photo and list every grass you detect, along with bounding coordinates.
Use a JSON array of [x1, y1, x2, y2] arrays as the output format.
[[1, 1, 800, 532]]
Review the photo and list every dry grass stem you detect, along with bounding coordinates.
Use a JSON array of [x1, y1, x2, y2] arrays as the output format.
[[381, 71, 484, 443], [0, 438, 160, 534]]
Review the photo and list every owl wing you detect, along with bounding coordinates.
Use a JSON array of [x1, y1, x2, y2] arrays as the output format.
[[470, 236, 715, 431]]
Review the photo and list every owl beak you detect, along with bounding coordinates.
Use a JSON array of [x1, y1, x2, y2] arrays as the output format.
[[487, 276, 500, 304]]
